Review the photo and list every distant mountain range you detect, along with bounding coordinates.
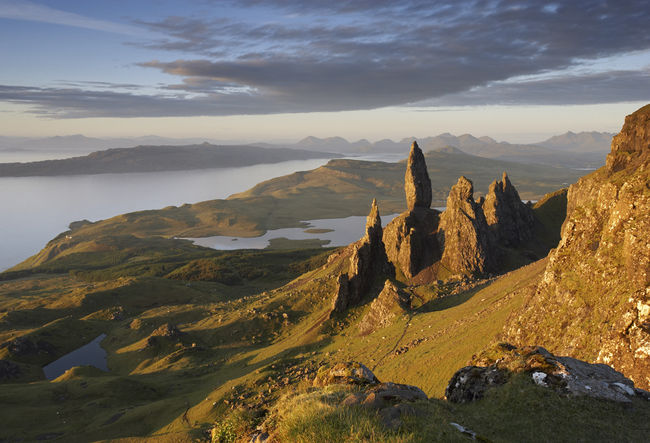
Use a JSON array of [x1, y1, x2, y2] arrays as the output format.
[[0, 144, 337, 177], [257, 131, 614, 168], [0, 131, 614, 170]]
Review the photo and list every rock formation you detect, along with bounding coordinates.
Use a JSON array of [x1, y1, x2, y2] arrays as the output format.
[[483, 172, 535, 246], [331, 200, 394, 313], [358, 280, 411, 335], [445, 344, 649, 403], [404, 141, 432, 210], [504, 104, 650, 389], [384, 143, 441, 280], [437, 176, 492, 277]]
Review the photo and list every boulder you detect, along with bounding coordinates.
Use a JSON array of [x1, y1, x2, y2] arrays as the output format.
[[482, 172, 535, 246], [312, 361, 379, 387], [445, 344, 649, 403], [438, 176, 492, 277], [358, 280, 410, 335]]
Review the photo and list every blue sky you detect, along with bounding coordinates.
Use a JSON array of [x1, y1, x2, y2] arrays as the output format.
[[0, 0, 649, 142]]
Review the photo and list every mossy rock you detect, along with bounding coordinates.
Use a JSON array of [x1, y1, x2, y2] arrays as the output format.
[[313, 361, 379, 387]]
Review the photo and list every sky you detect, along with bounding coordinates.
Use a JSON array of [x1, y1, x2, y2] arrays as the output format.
[[0, 0, 649, 143]]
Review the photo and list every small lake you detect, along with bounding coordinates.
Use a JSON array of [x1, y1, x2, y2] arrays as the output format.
[[43, 334, 108, 380], [187, 214, 398, 249]]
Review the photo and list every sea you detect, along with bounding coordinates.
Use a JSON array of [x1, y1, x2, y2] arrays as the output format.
[[0, 152, 404, 271]]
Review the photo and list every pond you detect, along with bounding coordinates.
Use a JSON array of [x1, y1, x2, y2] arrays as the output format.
[[42, 334, 108, 380]]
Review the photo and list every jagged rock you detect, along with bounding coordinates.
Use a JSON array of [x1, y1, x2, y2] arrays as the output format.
[[483, 172, 535, 246], [446, 344, 649, 403], [405, 141, 432, 210], [151, 323, 182, 338], [438, 176, 492, 277], [313, 361, 379, 387], [606, 103, 650, 173], [505, 104, 650, 389], [383, 207, 441, 280], [358, 280, 410, 335], [0, 359, 21, 380], [331, 200, 394, 313], [146, 323, 183, 348]]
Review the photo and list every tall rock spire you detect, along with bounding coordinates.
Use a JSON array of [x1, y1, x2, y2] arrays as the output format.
[[331, 199, 394, 314], [405, 141, 432, 210]]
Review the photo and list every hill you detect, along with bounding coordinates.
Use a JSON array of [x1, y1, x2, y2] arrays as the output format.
[[536, 130, 614, 153], [0, 144, 338, 177]]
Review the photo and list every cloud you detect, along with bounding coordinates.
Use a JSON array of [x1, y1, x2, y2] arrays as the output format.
[[2, 0, 650, 117], [412, 69, 650, 106], [0, 0, 142, 35]]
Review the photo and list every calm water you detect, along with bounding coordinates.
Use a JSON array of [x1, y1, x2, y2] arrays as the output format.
[[0, 157, 338, 271], [188, 213, 400, 249], [43, 334, 108, 380]]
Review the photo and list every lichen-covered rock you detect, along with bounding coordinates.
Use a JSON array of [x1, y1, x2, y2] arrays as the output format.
[[504, 104, 650, 389], [358, 280, 411, 335], [483, 172, 535, 246], [438, 176, 492, 277], [404, 141, 432, 210], [446, 344, 648, 403], [331, 200, 394, 313], [312, 361, 379, 387]]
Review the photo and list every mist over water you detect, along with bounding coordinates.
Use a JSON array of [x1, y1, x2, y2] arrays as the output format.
[[0, 158, 338, 271]]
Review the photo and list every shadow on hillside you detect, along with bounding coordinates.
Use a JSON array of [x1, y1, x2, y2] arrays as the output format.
[[415, 281, 492, 314]]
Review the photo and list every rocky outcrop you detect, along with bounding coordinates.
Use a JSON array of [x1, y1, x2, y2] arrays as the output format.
[[483, 172, 535, 246], [504, 104, 650, 389], [404, 141, 432, 210], [331, 200, 394, 313], [313, 361, 427, 429], [383, 208, 441, 280], [0, 359, 21, 380], [437, 176, 492, 277], [313, 361, 379, 387], [445, 344, 648, 403], [383, 143, 441, 280], [358, 280, 411, 335]]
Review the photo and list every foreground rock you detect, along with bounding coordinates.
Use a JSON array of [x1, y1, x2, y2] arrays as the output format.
[[505, 104, 650, 389], [438, 176, 492, 277], [331, 200, 394, 313], [313, 361, 379, 387], [358, 280, 411, 335], [446, 344, 649, 403], [313, 361, 427, 429]]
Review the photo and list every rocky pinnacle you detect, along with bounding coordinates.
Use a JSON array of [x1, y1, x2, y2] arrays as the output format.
[[405, 141, 432, 210]]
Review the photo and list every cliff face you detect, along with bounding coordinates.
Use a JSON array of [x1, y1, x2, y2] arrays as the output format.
[[438, 176, 492, 277], [505, 104, 650, 389]]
